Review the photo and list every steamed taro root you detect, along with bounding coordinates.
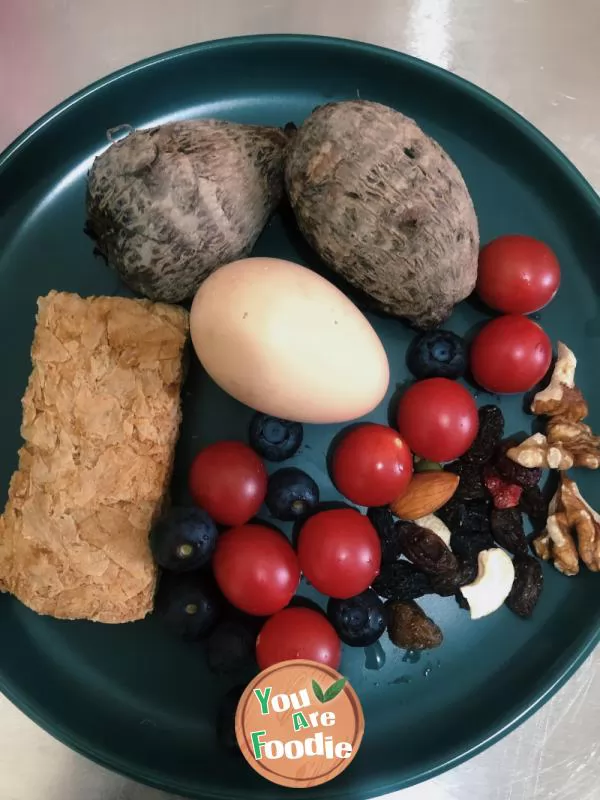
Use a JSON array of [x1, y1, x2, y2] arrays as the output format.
[[87, 120, 289, 303], [285, 101, 479, 328]]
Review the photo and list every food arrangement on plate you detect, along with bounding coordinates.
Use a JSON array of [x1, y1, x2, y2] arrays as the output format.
[[1, 97, 599, 764]]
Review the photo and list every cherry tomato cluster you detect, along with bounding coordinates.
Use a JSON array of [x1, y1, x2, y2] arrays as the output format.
[[183, 433, 386, 671], [471, 234, 559, 394]]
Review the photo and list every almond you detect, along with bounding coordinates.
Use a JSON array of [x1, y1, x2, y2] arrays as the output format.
[[390, 471, 459, 520]]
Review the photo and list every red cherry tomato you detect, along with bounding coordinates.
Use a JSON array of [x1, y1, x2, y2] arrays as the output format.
[[256, 607, 341, 670], [298, 509, 381, 599], [332, 424, 413, 506], [477, 235, 561, 314], [470, 315, 552, 394], [212, 524, 300, 616], [396, 378, 478, 463], [189, 441, 267, 526]]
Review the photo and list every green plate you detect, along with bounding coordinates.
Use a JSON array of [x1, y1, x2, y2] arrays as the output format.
[[1, 34, 599, 800]]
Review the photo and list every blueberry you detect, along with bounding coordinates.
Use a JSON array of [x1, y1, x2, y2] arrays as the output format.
[[155, 571, 222, 640], [249, 413, 303, 462], [206, 619, 257, 674], [150, 507, 217, 572], [406, 330, 467, 380], [216, 685, 245, 754], [266, 468, 319, 521], [327, 589, 386, 647]]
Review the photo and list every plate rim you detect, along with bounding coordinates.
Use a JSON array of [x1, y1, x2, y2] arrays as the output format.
[[1, 32, 599, 799]]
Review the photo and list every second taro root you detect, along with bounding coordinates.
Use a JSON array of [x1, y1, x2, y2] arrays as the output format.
[[387, 600, 443, 650], [490, 508, 529, 556], [506, 555, 544, 618]]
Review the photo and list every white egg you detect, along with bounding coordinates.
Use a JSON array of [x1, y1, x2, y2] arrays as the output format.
[[190, 257, 389, 423]]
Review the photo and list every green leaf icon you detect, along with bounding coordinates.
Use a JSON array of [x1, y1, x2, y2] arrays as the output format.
[[312, 679, 325, 703], [323, 677, 347, 702]]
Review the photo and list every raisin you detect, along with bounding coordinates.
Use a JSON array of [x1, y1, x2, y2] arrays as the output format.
[[367, 507, 404, 564], [438, 500, 491, 535], [490, 508, 529, 555], [506, 555, 544, 618], [450, 529, 495, 562], [461, 502, 492, 535], [446, 461, 486, 501], [495, 439, 542, 489], [387, 600, 443, 650], [520, 486, 549, 533], [483, 464, 523, 509], [462, 405, 505, 464], [396, 521, 459, 576], [429, 556, 478, 596], [437, 497, 463, 530], [372, 561, 432, 600]]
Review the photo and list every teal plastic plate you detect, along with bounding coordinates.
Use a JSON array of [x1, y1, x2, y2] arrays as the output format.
[[1, 34, 599, 800]]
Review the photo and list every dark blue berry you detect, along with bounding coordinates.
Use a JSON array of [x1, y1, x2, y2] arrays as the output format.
[[327, 589, 386, 646], [249, 413, 303, 462], [216, 685, 245, 754], [155, 571, 222, 640], [266, 467, 319, 521], [150, 507, 217, 572], [206, 619, 257, 674], [407, 330, 467, 380]]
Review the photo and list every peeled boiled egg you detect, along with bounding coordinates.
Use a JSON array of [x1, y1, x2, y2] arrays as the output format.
[[190, 257, 389, 423]]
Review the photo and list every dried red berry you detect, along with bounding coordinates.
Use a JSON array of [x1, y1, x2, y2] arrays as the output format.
[[483, 465, 523, 509]]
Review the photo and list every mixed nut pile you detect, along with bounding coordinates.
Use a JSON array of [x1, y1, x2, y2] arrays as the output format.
[[372, 341, 600, 651]]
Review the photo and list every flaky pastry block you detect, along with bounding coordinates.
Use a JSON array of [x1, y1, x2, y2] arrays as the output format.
[[0, 291, 188, 622]]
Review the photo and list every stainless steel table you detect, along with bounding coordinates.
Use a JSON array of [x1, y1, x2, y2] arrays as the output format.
[[0, 1, 598, 798]]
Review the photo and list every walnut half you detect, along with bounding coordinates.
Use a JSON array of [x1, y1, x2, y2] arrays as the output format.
[[531, 342, 588, 421], [533, 474, 600, 575], [510, 342, 600, 470]]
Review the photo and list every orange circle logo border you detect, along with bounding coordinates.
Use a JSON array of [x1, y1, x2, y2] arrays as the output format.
[[235, 659, 365, 789]]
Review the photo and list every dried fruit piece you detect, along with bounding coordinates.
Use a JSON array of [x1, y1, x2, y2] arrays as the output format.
[[462, 405, 504, 464], [390, 471, 459, 520], [396, 521, 459, 575], [483, 464, 523, 509], [490, 508, 529, 555], [520, 485, 548, 533], [413, 514, 452, 548], [450, 529, 495, 562], [438, 499, 491, 535], [459, 549, 515, 620], [506, 555, 543, 618], [429, 556, 478, 596], [367, 507, 404, 564], [446, 461, 486, 501], [460, 502, 492, 534], [387, 600, 443, 650], [372, 561, 432, 600], [495, 439, 542, 488]]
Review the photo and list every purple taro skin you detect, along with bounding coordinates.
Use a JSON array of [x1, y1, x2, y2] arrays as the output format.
[[86, 120, 289, 303]]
